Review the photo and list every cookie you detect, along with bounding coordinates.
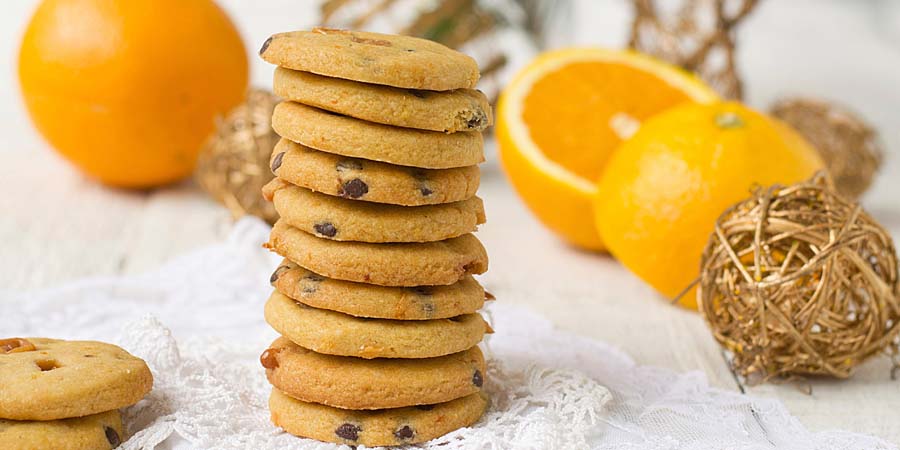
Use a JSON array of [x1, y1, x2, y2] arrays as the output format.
[[269, 139, 480, 206], [264, 291, 488, 359], [273, 67, 492, 133], [260, 28, 479, 91], [261, 337, 485, 410], [272, 101, 484, 169], [270, 259, 487, 320], [265, 221, 488, 286], [0, 338, 153, 421], [0, 410, 123, 450], [269, 389, 488, 447], [264, 179, 485, 243]]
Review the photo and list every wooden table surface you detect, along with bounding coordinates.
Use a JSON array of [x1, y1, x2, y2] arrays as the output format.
[[2, 0, 899, 446]]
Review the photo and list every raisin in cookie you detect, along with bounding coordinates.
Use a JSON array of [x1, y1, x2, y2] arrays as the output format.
[[269, 260, 486, 320], [272, 101, 484, 169], [269, 389, 488, 447], [269, 140, 480, 206], [0, 410, 124, 450], [260, 28, 479, 91], [263, 179, 485, 243], [265, 291, 489, 359], [0, 338, 153, 421], [265, 221, 488, 286], [261, 337, 486, 410], [273, 67, 492, 132]]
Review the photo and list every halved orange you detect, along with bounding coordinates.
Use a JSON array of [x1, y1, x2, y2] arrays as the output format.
[[496, 48, 719, 250]]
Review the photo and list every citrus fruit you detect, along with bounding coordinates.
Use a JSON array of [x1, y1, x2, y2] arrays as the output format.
[[594, 101, 825, 309], [496, 48, 719, 250], [19, 0, 248, 188]]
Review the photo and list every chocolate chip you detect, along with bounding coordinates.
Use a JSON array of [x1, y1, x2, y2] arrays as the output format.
[[336, 159, 364, 171], [405, 48, 415, 52], [409, 90, 428, 99], [448, 316, 463, 322], [259, 36, 273, 56], [466, 110, 488, 129], [412, 287, 432, 297], [421, 303, 435, 315], [472, 369, 483, 387], [271, 152, 285, 172], [415, 404, 434, 411], [270, 265, 289, 284], [314, 222, 338, 238], [339, 179, 368, 199], [394, 425, 415, 441], [104, 426, 121, 447], [420, 186, 433, 196], [304, 273, 325, 282], [301, 273, 324, 294], [410, 170, 429, 181], [259, 349, 279, 369], [335, 423, 361, 441]]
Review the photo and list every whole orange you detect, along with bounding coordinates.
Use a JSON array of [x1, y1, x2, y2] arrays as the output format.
[[594, 102, 824, 309], [19, 0, 248, 188]]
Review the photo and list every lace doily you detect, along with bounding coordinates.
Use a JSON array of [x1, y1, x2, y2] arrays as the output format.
[[2, 218, 895, 450]]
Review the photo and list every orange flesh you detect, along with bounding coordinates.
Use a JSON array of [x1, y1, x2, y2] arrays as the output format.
[[521, 61, 696, 181]]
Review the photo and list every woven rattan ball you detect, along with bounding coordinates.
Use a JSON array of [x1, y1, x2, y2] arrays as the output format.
[[771, 97, 883, 199], [196, 88, 280, 224], [697, 173, 900, 382]]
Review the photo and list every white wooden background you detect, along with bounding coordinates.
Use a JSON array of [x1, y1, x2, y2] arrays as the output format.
[[2, 0, 900, 446]]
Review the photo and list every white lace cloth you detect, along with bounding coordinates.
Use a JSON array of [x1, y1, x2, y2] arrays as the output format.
[[1, 218, 895, 450]]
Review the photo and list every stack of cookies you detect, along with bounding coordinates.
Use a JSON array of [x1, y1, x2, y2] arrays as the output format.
[[0, 338, 153, 450], [257, 28, 493, 447]]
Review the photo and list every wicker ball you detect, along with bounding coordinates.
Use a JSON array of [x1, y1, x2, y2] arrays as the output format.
[[771, 97, 883, 199], [196, 88, 280, 224], [698, 173, 900, 383]]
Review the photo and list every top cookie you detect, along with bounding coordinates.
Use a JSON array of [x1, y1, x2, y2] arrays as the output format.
[[0, 338, 153, 421], [260, 28, 480, 91]]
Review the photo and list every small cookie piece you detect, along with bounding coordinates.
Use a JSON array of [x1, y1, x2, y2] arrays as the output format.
[[0, 338, 153, 421], [260, 28, 479, 91], [272, 101, 484, 169], [273, 67, 492, 132], [270, 260, 485, 320], [0, 410, 124, 450], [264, 180, 485, 243], [265, 291, 488, 359], [269, 139, 480, 206], [265, 221, 488, 286], [269, 389, 488, 447], [261, 337, 485, 410]]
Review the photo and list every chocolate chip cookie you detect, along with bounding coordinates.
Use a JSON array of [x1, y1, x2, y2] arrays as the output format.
[[273, 67, 492, 132], [260, 28, 480, 91], [269, 260, 486, 320], [261, 337, 485, 410], [269, 140, 480, 206], [265, 221, 488, 286], [264, 179, 485, 243], [265, 291, 489, 359], [0, 410, 124, 450], [272, 101, 484, 169], [269, 389, 488, 446], [0, 338, 153, 421]]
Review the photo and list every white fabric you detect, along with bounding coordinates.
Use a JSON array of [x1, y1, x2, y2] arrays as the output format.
[[1, 218, 895, 450]]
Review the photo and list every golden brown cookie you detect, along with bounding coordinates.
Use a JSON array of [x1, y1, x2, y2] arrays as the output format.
[[265, 221, 488, 286], [264, 179, 485, 243], [260, 337, 485, 410], [0, 338, 153, 421], [272, 101, 484, 169], [269, 140, 480, 206], [269, 389, 488, 447], [0, 410, 124, 450], [270, 259, 487, 320], [273, 67, 492, 132], [260, 28, 480, 91], [264, 291, 488, 359]]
